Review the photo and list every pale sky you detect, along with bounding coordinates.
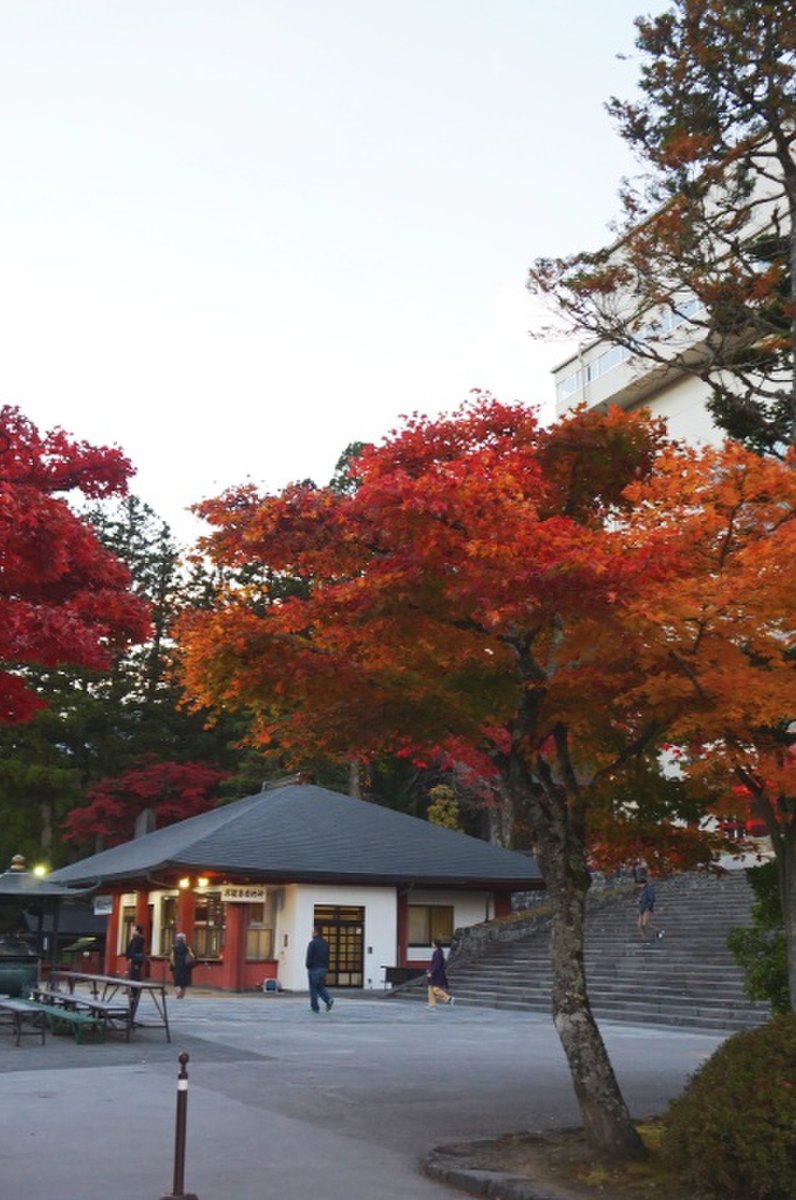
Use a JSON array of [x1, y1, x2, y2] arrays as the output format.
[[0, 1, 647, 544]]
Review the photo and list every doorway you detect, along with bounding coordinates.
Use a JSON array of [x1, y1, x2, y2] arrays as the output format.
[[313, 905, 364, 987]]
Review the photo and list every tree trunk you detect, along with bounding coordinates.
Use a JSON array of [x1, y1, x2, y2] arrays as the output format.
[[40, 801, 53, 854], [546, 871, 647, 1160], [786, 167, 796, 451], [744, 775, 796, 1013], [505, 729, 646, 1160], [487, 777, 515, 848]]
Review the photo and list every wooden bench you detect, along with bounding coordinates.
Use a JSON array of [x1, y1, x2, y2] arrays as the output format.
[[30, 987, 69, 1005], [383, 966, 426, 987], [0, 998, 47, 1046], [48, 971, 171, 1042], [32, 986, 132, 1039], [75, 997, 132, 1040], [34, 1003, 106, 1043]]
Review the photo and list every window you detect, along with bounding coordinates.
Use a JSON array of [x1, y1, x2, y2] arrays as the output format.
[[160, 895, 178, 956], [119, 904, 136, 954], [193, 892, 224, 959], [407, 905, 454, 947], [245, 896, 276, 960]]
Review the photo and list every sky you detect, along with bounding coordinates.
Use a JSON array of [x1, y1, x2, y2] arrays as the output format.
[[0, 1, 649, 545]]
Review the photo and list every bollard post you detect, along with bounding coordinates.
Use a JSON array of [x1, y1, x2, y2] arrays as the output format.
[[160, 1051, 199, 1200]]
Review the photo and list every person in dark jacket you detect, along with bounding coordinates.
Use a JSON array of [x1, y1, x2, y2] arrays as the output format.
[[637, 878, 664, 942], [306, 926, 334, 1013], [170, 932, 195, 998], [426, 939, 454, 1008], [125, 924, 146, 981]]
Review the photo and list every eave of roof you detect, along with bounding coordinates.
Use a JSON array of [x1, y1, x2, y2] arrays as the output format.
[[50, 784, 542, 890]]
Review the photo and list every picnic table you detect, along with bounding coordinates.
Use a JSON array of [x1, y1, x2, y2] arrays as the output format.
[[0, 997, 47, 1045], [47, 970, 172, 1042]]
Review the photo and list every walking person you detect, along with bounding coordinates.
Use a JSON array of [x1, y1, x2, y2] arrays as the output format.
[[306, 925, 334, 1013], [637, 877, 664, 942], [125, 924, 146, 981], [170, 931, 195, 998], [426, 938, 454, 1008]]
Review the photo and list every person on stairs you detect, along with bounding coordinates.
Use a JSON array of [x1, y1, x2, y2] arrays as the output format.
[[637, 876, 664, 942]]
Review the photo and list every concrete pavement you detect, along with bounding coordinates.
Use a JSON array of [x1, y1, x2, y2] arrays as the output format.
[[0, 989, 726, 1200]]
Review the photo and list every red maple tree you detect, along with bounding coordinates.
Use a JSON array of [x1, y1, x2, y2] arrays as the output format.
[[178, 396, 796, 1149], [63, 759, 229, 847], [0, 406, 150, 722], [178, 397, 695, 1159], [620, 439, 796, 1006]]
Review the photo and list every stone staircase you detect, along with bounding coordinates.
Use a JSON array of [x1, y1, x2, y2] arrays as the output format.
[[396, 871, 771, 1033]]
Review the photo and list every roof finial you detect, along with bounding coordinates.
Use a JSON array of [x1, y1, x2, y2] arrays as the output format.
[[9, 855, 26, 872]]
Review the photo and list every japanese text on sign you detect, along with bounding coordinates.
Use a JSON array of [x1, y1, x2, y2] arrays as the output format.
[[220, 885, 267, 903]]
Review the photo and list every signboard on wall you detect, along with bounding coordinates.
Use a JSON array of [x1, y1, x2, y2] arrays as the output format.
[[93, 895, 113, 916], [221, 884, 267, 903]]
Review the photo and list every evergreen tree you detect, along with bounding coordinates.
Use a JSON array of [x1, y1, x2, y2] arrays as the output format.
[[530, 1, 796, 456]]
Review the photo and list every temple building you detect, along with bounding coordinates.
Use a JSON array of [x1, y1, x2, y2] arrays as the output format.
[[50, 781, 541, 992]]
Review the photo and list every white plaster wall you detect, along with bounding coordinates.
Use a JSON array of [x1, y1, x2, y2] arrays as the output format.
[[639, 374, 722, 446], [274, 882, 297, 984], [128, 888, 176, 956], [555, 354, 727, 449], [118, 891, 137, 954], [275, 883, 397, 992], [407, 889, 493, 962]]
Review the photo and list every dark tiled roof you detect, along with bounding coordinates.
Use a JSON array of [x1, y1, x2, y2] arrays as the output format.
[[50, 784, 541, 889], [0, 866, 95, 899]]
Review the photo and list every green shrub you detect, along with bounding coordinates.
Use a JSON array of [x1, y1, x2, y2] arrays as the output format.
[[663, 1016, 796, 1199], [727, 925, 788, 1014], [727, 862, 788, 1014]]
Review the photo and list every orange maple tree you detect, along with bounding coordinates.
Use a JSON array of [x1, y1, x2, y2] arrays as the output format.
[[178, 397, 796, 1146], [619, 439, 796, 1008], [179, 397, 713, 1158], [0, 406, 151, 723]]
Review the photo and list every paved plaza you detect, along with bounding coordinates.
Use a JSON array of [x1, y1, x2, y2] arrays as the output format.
[[0, 989, 726, 1200]]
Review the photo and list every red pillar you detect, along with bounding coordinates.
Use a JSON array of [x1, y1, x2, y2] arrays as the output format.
[[176, 888, 196, 944], [223, 903, 246, 992], [396, 889, 408, 966], [104, 896, 121, 975], [493, 890, 512, 919], [134, 890, 150, 977]]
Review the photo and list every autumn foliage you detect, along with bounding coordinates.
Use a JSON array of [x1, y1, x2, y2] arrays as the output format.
[[180, 399, 675, 785], [63, 759, 229, 848], [178, 398, 796, 867], [530, 2, 796, 455], [177, 395, 796, 1152], [0, 406, 151, 722]]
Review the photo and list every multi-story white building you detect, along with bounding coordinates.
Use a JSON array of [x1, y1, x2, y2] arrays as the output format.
[[549, 139, 791, 449], [551, 321, 721, 446]]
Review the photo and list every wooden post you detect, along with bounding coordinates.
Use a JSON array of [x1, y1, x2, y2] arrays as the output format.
[[160, 1052, 198, 1200]]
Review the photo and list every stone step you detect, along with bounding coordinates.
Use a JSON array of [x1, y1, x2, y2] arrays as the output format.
[[454, 958, 745, 977], [396, 870, 770, 1033], [451, 977, 747, 997], [409, 990, 763, 1032]]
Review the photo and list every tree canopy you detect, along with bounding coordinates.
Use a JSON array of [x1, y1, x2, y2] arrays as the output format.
[[175, 398, 761, 1154], [177, 394, 796, 1150], [0, 406, 151, 724], [63, 758, 229, 848], [529, 0, 796, 455]]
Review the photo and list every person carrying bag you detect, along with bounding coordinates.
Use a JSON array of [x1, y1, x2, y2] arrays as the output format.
[[170, 931, 196, 999]]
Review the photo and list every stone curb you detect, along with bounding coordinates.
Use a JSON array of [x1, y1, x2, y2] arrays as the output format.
[[422, 1140, 589, 1200]]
